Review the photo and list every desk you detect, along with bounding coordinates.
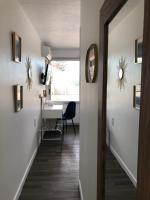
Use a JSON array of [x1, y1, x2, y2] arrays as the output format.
[[41, 104, 63, 142], [42, 105, 63, 119]]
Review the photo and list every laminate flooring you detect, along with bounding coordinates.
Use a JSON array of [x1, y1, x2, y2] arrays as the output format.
[[105, 147, 136, 200], [19, 126, 80, 200]]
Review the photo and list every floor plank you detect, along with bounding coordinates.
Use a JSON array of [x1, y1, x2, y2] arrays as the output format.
[[105, 147, 136, 200], [19, 126, 80, 200]]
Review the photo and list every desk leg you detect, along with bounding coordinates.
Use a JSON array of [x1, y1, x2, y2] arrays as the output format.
[[55, 119, 58, 129], [62, 119, 65, 137]]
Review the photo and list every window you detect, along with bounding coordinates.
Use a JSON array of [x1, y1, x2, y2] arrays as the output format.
[[50, 60, 80, 101]]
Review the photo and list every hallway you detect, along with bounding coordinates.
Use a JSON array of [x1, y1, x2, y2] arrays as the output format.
[[105, 148, 136, 200], [1, 0, 150, 200], [19, 127, 80, 200]]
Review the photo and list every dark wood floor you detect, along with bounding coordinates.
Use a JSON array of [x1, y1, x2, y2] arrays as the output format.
[[19, 126, 80, 200], [105, 147, 136, 200]]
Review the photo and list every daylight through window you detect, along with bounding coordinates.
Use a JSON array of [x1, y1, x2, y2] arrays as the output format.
[[50, 60, 80, 101]]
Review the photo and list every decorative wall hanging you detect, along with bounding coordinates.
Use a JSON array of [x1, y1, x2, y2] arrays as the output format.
[[13, 85, 23, 112], [133, 84, 141, 110], [43, 90, 47, 97], [12, 32, 22, 63], [135, 37, 143, 64], [85, 44, 98, 83], [117, 57, 127, 90], [26, 57, 32, 90]]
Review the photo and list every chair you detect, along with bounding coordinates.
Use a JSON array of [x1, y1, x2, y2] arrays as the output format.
[[55, 102, 76, 134]]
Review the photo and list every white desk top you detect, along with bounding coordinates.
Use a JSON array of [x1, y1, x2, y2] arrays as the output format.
[[43, 104, 63, 111], [42, 104, 63, 119]]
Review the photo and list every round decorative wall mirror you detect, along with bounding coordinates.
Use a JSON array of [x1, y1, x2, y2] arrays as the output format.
[[118, 68, 124, 80], [85, 44, 98, 83], [117, 57, 127, 90], [26, 57, 32, 90]]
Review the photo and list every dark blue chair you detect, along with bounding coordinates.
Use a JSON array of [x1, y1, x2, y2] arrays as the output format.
[[55, 102, 76, 134]]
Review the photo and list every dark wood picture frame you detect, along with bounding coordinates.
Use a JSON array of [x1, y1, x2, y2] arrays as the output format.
[[85, 44, 98, 83], [97, 0, 150, 200], [12, 32, 22, 63], [14, 85, 23, 112], [135, 37, 143, 64]]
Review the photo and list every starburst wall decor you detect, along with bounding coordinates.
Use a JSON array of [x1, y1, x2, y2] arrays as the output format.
[[117, 57, 127, 90], [26, 57, 32, 90]]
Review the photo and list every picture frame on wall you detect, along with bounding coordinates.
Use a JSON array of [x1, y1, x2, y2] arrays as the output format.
[[12, 32, 22, 63], [135, 37, 143, 64], [133, 84, 141, 110], [13, 85, 23, 112], [85, 44, 98, 83]]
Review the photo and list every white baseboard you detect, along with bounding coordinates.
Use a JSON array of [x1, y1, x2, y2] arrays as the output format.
[[13, 147, 38, 200], [110, 145, 137, 187], [79, 179, 84, 200]]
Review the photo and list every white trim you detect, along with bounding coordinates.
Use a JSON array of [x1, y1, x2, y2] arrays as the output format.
[[110, 145, 137, 187], [13, 147, 38, 200], [79, 179, 84, 200]]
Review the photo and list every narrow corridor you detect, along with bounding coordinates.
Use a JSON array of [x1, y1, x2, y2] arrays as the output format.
[[19, 127, 80, 200]]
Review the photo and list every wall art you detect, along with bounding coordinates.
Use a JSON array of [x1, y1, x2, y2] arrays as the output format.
[[12, 32, 21, 63], [85, 44, 98, 83], [133, 84, 141, 110], [13, 85, 23, 112], [135, 37, 143, 64], [26, 57, 32, 90], [117, 57, 127, 90]]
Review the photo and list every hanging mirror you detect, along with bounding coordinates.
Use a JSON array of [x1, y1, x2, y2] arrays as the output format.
[[105, 0, 144, 199]]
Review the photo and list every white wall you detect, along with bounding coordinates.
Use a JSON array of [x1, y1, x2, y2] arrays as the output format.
[[107, 0, 144, 185], [80, 0, 104, 199], [0, 0, 44, 199]]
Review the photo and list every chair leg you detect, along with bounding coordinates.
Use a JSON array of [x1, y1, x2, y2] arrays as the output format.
[[66, 120, 67, 133], [63, 119, 65, 134], [55, 119, 58, 129], [72, 119, 76, 134]]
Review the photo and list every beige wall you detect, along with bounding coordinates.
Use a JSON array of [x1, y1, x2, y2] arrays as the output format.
[[80, 0, 104, 199], [52, 48, 80, 60], [107, 0, 144, 186], [0, 0, 44, 199]]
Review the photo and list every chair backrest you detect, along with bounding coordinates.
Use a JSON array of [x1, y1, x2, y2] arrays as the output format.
[[64, 102, 76, 119]]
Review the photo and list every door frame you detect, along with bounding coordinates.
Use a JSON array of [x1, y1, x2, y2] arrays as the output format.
[[97, 0, 150, 200]]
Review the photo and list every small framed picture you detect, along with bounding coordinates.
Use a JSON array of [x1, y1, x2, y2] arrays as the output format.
[[133, 85, 141, 110], [43, 90, 47, 97], [135, 38, 143, 64], [12, 32, 22, 63], [13, 85, 23, 112], [85, 44, 98, 83]]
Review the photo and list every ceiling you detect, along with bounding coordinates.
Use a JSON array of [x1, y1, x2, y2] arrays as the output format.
[[19, 0, 80, 49]]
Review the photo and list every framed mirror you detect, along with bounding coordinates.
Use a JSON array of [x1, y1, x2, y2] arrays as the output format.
[[85, 44, 98, 83], [97, 0, 150, 200], [12, 32, 22, 63]]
